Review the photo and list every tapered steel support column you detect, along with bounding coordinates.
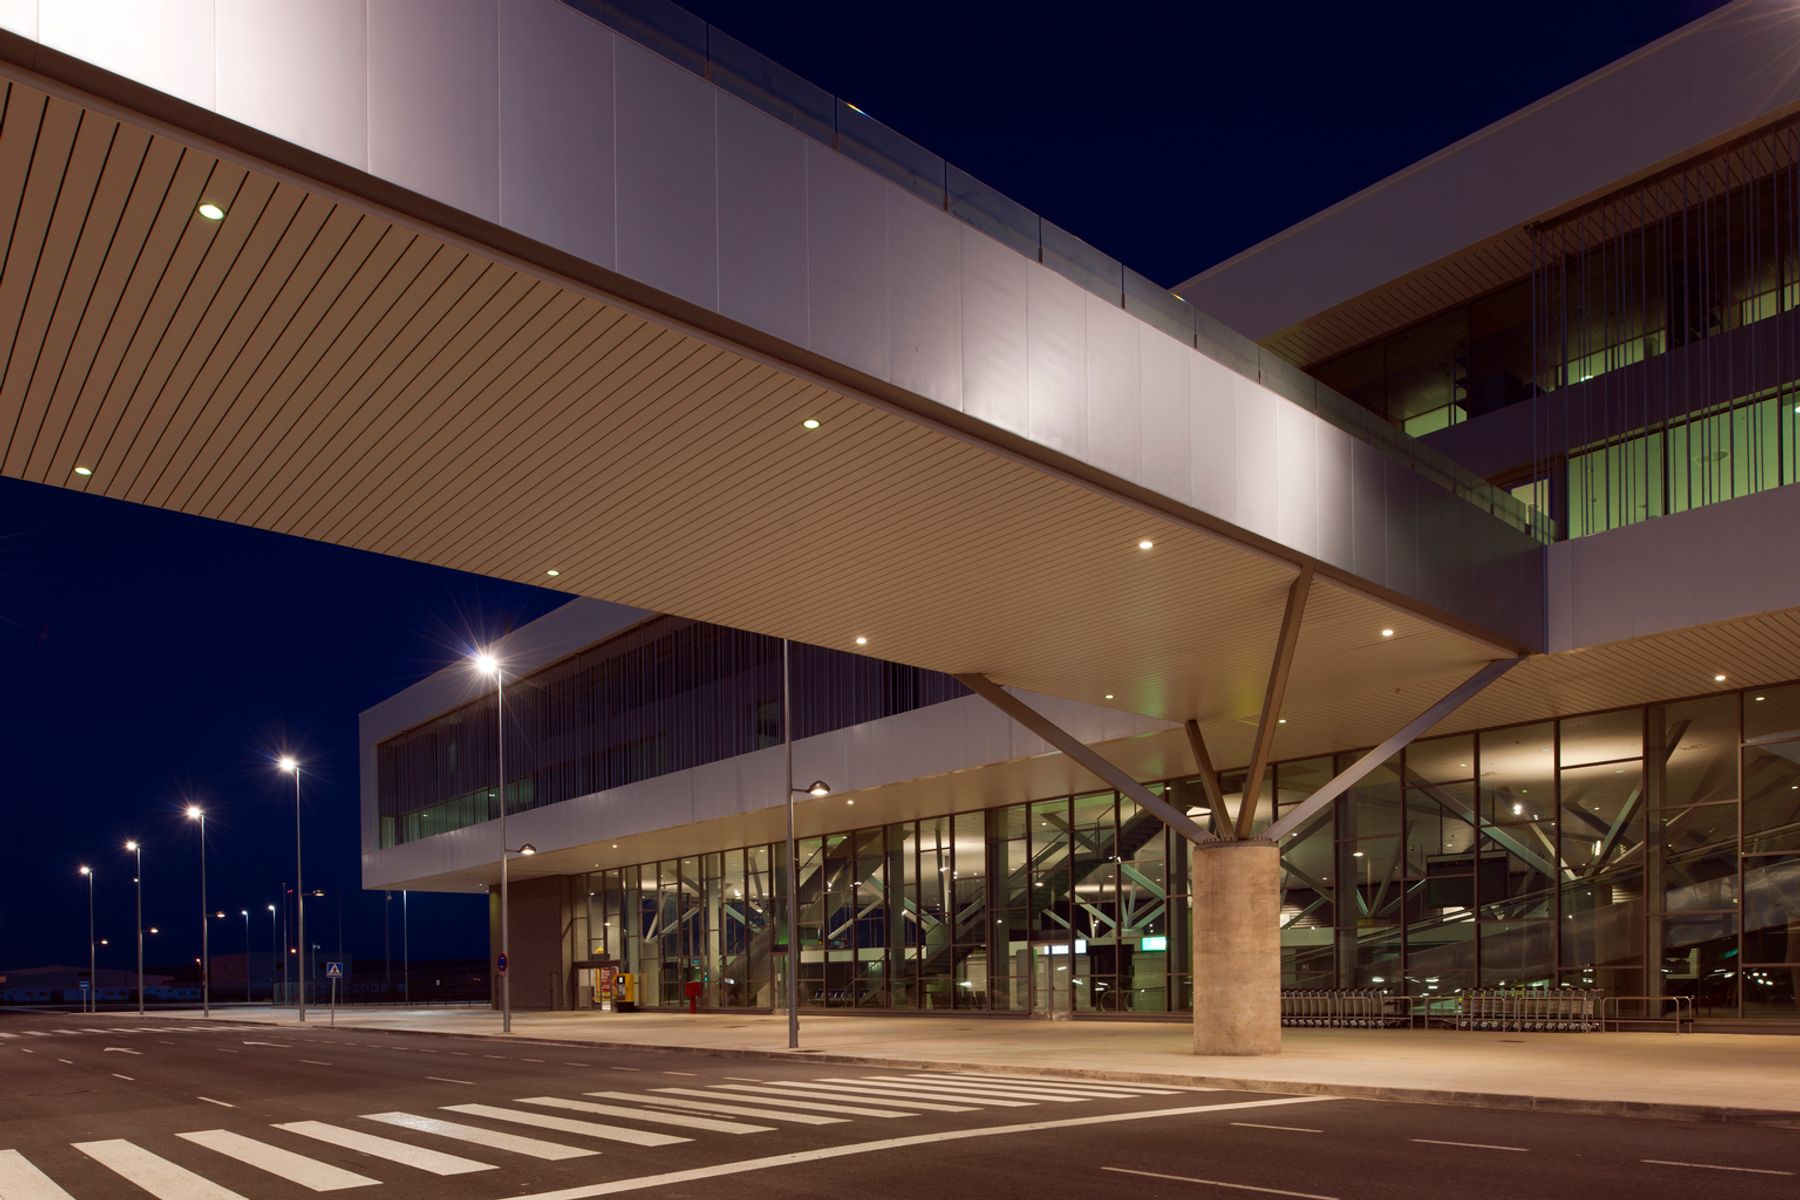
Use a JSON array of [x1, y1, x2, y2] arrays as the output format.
[[1192, 839, 1281, 1056]]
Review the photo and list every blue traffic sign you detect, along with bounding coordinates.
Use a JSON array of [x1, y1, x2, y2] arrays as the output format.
[[497, 952, 508, 975], [325, 962, 343, 979]]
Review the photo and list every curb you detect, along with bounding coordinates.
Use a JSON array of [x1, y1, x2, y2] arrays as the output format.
[[139, 1012, 1800, 1127]]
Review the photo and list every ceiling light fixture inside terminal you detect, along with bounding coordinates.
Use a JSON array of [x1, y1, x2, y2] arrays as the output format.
[[1137, 539, 1154, 550], [72, 465, 92, 476], [196, 202, 224, 220], [1380, 628, 1395, 638], [801, 418, 820, 430], [1714, 673, 1728, 682], [545, 569, 560, 577], [854, 636, 867, 646]]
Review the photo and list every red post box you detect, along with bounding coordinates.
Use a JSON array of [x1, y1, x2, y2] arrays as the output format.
[[683, 980, 702, 1014]]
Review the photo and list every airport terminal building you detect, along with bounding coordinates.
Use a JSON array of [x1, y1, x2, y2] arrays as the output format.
[[1, 0, 1797, 1044], [352, 0, 1800, 1031]]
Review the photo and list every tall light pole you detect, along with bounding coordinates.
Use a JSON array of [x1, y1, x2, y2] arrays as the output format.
[[402, 889, 410, 1003], [781, 638, 833, 1050], [474, 650, 516, 1032], [240, 910, 250, 1002], [186, 805, 209, 1017], [78, 866, 95, 1013], [125, 841, 143, 1015], [267, 904, 277, 1005], [279, 756, 306, 1023]]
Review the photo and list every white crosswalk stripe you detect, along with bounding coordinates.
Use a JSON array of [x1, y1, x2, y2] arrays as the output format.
[[0, 1149, 75, 1199], [177, 1129, 378, 1192], [0, 1032, 17, 1040], [517, 1095, 773, 1133], [274, 1121, 494, 1176], [442, 1103, 688, 1147], [886, 1074, 1155, 1100], [811, 1077, 1035, 1106], [583, 1090, 846, 1125], [363, 1112, 597, 1161], [705, 1079, 986, 1115], [903, 1071, 1182, 1096], [74, 1138, 249, 1200], [664, 1085, 920, 1118], [852, 1075, 1088, 1102], [23, 1031, 49, 1037]]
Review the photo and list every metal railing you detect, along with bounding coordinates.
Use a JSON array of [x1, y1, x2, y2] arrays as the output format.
[[559, 0, 1548, 544], [1280, 988, 1411, 1028], [1453, 987, 1603, 1032], [1601, 994, 1694, 1033]]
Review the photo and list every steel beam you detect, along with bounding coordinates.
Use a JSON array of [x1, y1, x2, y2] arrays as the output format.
[[1237, 567, 1313, 839], [1183, 718, 1231, 841], [1262, 657, 1523, 844], [955, 673, 1214, 844]]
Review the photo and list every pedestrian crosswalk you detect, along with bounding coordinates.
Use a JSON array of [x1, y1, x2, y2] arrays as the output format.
[[0, 1071, 1189, 1196], [0, 1023, 265, 1041]]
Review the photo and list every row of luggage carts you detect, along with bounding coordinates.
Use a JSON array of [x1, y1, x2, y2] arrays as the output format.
[[1279, 988, 1409, 1028], [1453, 987, 1603, 1032]]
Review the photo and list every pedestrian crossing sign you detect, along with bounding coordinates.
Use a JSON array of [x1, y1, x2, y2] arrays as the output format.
[[325, 962, 343, 978]]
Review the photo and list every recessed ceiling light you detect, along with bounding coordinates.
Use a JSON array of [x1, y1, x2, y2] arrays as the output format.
[[1754, 695, 1766, 702], [854, 635, 868, 646], [197, 202, 224, 221], [845, 798, 855, 806], [1277, 718, 1287, 725], [545, 568, 560, 577], [73, 465, 92, 476], [1352, 850, 1364, 858], [1380, 628, 1395, 638], [1104, 694, 1114, 701], [1137, 539, 1154, 551], [802, 418, 821, 430], [1714, 673, 1727, 683]]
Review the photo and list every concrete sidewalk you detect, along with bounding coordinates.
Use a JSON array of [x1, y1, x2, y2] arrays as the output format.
[[165, 1006, 1800, 1124]]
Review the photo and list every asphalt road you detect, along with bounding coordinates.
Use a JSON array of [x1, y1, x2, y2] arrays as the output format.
[[1, 1009, 1795, 1199]]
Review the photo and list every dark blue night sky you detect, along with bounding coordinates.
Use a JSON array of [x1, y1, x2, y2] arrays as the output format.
[[0, 1, 1723, 975]]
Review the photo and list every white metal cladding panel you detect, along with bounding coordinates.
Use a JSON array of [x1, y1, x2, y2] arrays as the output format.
[[1230, 372, 1278, 541], [716, 93, 808, 346], [498, 0, 614, 269], [1274, 400, 1319, 557], [0, 0, 36, 38], [1383, 463, 1422, 604], [1083, 292, 1142, 484], [1187, 351, 1236, 517], [805, 140, 890, 381], [885, 188, 963, 410], [366, 0, 498, 223], [1026, 264, 1087, 459], [1136, 322, 1189, 504], [1315, 421, 1355, 570], [216, 0, 367, 167], [39, 0, 214, 109], [958, 223, 1029, 436], [612, 35, 717, 310], [1349, 439, 1387, 583]]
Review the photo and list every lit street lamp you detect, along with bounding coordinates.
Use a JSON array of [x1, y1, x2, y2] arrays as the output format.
[[278, 756, 307, 1023], [78, 866, 95, 1013], [473, 649, 521, 1034], [124, 840, 144, 1015], [186, 805, 209, 1017], [781, 638, 833, 1049], [267, 904, 277, 1005], [240, 910, 250, 1003]]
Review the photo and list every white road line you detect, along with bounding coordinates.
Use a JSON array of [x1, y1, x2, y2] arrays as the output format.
[[522, 1058, 545, 1064], [812, 1078, 1033, 1107], [1642, 1159, 1794, 1176], [865, 1075, 1087, 1102], [24, 1031, 49, 1037], [82, 1028, 111, 1034], [275, 1121, 496, 1176], [1411, 1138, 1528, 1152], [694, 1085, 921, 1118], [198, 1097, 236, 1108], [503, 1095, 1339, 1199], [1230, 1122, 1324, 1134], [584, 1091, 845, 1126], [441, 1103, 688, 1148], [742, 1081, 977, 1112], [56, 1058, 73, 1064], [0, 1148, 76, 1199], [364, 1112, 597, 1161], [661, 1071, 696, 1077], [217, 1049, 239, 1054], [427, 1076, 476, 1085], [300, 1059, 333, 1066], [0, 1032, 15, 1040], [562, 1063, 588, 1068], [909, 1071, 1182, 1096], [610, 1065, 640, 1072], [721, 1076, 762, 1082], [450, 1051, 471, 1056], [483, 1055, 506, 1060], [520, 1095, 773, 1134], [178, 1129, 379, 1192], [111, 1074, 134, 1081], [1102, 1166, 1336, 1199], [74, 1138, 249, 1200]]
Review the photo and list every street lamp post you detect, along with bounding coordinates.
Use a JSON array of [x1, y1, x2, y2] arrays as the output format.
[[474, 651, 516, 1033], [125, 842, 143, 1015], [267, 904, 277, 1005], [279, 757, 306, 1023], [402, 889, 410, 1003], [186, 805, 209, 1017], [240, 910, 250, 1002], [781, 639, 833, 1050], [78, 866, 95, 1013]]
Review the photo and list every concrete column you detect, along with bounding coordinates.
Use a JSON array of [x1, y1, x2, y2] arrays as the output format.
[[1191, 838, 1281, 1056]]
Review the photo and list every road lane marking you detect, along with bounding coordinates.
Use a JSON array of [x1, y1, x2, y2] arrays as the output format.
[[863, 1075, 1087, 1103], [695, 1085, 921, 1118], [521, 1096, 771, 1134], [1103, 1166, 1335, 1198], [504, 1095, 1338, 1199], [275, 1121, 495, 1176], [241, 1040, 290, 1047], [741, 1081, 977, 1112], [364, 1112, 597, 1161], [82, 1028, 111, 1034], [722, 1076, 762, 1082], [0, 1148, 76, 1199], [1411, 1139, 1527, 1152], [563, 1063, 588, 1067], [1642, 1159, 1794, 1176], [661, 1071, 696, 1077], [610, 1065, 640, 1072], [103, 1047, 142, 1055], [812, 1078, 1033, 1107], [56, 1058, 73, 1064], [450, 1052, 471, 1056], [111, 1074, 135, 1081], [483, 1055, 506, 1060], [523, 1058, 545, 1064], [902, 1072, 1180, 1098], [442, 1104, 688, 1147], [1231, 1122, 1323, 1133], [178, 1129, 379, 1191], [584, 1091, 845, 1125], [74, 1139, 248, 1199], [198, 1097, 236, 1108], [427, 1077, 476, 1085], [300, 1059, 333, 1066], [216, 1048, 239, 1054]]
